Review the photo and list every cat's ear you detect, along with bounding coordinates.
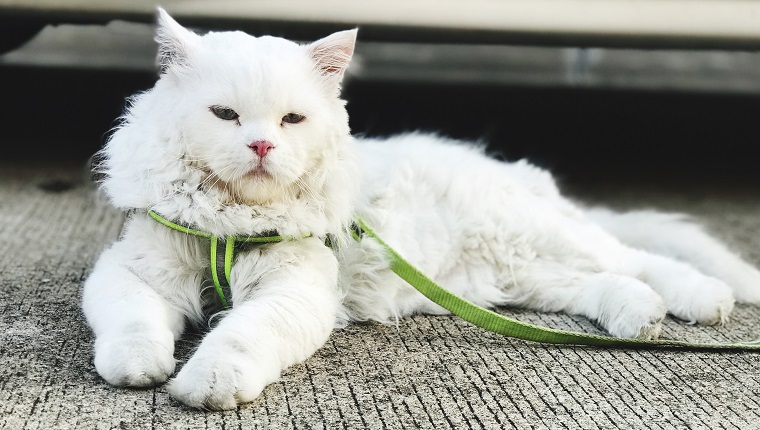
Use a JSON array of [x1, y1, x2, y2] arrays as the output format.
[[308, 29, 358, 84], [155, 7, 199, 72]]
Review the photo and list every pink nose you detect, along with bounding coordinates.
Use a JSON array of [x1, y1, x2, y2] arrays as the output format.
[[248, 140, 274, 158]]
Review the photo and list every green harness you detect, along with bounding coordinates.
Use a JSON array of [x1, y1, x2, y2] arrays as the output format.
[[148, 210, 311, 308], [149, 211, 760, 350]]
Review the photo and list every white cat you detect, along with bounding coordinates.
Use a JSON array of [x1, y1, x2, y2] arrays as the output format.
[[82, 9, 760, 410]]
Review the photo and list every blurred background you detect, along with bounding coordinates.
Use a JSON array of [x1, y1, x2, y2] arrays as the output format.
[[3, 0, 760, 188]]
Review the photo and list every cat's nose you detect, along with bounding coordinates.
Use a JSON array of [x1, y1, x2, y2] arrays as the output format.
[[248, 140, 274, 158]]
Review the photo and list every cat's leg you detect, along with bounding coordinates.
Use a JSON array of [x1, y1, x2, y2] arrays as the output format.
[[518, 210, 736, 327], [167, 238, 339, 410], [82, 244, 186, 387], [587, 208, 760, 304], [509, 259, 667, 339], [616, 250, 735, 325]]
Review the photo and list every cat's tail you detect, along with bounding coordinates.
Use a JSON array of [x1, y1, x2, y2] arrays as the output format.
[[585, 207, 760, 304]]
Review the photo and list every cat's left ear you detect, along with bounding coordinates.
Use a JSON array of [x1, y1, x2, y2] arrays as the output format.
[[155, 7, 200, 72], [308, 29, 358, 85]]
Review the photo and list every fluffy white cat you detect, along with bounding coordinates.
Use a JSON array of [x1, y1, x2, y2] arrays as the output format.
[[82, 9, 760, 410]]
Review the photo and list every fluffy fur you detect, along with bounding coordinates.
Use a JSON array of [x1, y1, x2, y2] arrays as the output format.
[[82, 9, 760, 410]]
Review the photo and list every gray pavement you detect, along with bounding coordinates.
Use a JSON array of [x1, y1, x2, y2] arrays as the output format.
[[1, 162, 760, 429]]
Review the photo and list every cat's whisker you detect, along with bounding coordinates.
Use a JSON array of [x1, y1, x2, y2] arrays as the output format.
[[156, 147, 215, 163], [295, 177, 320, 204], [199, 163, 237, 192], [297, 170, 326, 207]]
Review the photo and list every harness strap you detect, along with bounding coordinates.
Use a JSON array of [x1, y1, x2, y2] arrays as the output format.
[[148, 210, 310, 309], [210, 236, 234, 308], [354, 217, 760, 351]]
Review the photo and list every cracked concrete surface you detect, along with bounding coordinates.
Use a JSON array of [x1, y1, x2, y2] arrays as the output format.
[[1, 162, 759, 429]]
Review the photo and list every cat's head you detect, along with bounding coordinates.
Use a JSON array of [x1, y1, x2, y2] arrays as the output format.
[[100, 8, 359, 235]]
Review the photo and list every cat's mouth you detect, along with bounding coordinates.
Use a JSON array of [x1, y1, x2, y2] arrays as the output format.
[[245, 165, 273, 180]]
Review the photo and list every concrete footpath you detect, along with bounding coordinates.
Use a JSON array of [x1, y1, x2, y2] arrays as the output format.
[[1, 162, 759, 429]]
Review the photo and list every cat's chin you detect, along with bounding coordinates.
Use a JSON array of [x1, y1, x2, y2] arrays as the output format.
[[233, 171, 292, 205], [202, 168, 286, 206]]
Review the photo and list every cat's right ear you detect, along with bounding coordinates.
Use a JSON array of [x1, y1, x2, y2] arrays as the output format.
[[308, 29, 358, 89], [155, 7, 199, 73]]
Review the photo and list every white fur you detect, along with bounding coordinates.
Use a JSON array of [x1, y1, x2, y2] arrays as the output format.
[[82, 9, 760, 410]]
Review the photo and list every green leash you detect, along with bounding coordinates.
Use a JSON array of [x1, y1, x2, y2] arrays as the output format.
[[354, 218, 760, 350], [148, 211, 760, 350]]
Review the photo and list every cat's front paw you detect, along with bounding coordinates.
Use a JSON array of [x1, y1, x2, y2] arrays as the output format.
[[93, 333, 176, 387], [167, 350, 272, 410]]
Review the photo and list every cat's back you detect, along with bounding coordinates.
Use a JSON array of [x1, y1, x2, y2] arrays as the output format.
[[355, 133, 561, 206]]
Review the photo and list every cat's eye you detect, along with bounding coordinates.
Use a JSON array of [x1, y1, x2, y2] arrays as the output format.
[[281, 113, 305, 125], [210, 105, 240, 122]]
